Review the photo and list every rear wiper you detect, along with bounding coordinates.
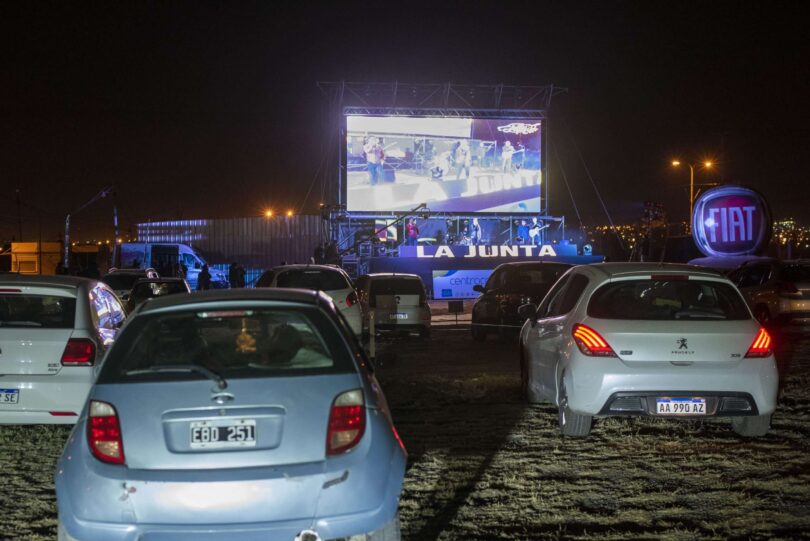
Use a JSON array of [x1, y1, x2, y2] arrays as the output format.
[[124, 364, 227, 390]]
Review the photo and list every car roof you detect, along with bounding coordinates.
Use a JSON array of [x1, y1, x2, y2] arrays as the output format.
[[106, 268, 157, 275], [493, 261, 573, 270], [586, 262, 724, 279], [365, 273, 421, 279], [0, 274, 97, 289], [271, 264, 343, 272], [138, 288, 330, 314], [134, 277, 186, 283]]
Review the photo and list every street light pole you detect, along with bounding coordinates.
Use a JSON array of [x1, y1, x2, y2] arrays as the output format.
[[688, 163, 695, 228], [671, 160, 713, 233]]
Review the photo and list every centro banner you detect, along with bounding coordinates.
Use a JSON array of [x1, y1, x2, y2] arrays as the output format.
[[432, 270, 493, 299]]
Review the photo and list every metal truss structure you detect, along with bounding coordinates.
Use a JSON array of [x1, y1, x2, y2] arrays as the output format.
[[317, 81, 569, 257], [316, 81, 567, 116]]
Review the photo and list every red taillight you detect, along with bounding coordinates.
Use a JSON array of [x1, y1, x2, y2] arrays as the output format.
[[49, 411, 77, 417], [327, 389, 365, 456], [745, 327, 773, 358], [572, 324, 617, 357], [87, 400, 125, 464], [0, 288, 22, 292], [346, 292, 357, 307], [61, 339, 95, 366]]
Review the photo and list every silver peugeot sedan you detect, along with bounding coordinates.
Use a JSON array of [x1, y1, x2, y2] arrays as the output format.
[[518, 263, 779, 438], [55, 288, 406, 541]]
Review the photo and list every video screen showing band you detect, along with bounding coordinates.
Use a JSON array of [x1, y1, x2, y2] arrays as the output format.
[[345, 115, 542, 213]]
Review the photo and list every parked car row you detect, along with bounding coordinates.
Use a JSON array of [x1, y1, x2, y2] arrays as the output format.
[[1, 270, 412, 541], [256, 264, 432, 339]]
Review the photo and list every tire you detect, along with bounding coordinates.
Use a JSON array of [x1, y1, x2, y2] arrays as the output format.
[[471, 321, 487, 342], [732, 414, 771, 437], [558, 387, 592, 437], [521, 350, 543, 404], [368, 516, 402, 541]]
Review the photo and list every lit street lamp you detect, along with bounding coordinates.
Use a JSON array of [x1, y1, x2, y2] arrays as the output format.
[[671, 160, 713, 228]]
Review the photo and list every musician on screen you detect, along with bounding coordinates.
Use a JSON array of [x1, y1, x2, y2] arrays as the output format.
[[529, 217, 543, 246], [454, 140, 471, 179], [364, 136, 385, 186], [501, 140, 516, 173]]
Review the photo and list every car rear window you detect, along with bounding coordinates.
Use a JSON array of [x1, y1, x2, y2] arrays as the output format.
[[499, 266, 569, 292], [588, 279, 750, 320], [97, 306, 354, 384], [780, 265, 810, 283], [369, 278, 424, 296], [102, 274, 141, 291], [0, 294, 76, 328], [131, 281, 188, 300], [276, 269, 349, 291]]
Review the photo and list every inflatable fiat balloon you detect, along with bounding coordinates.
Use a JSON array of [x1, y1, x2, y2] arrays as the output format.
[[692, 186, 772, 257]]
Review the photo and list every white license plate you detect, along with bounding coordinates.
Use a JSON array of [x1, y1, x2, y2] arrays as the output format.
[[389, 313, 408, 320], [656, 397, 706, 415], [0, 389, 19, 405], [190, 419, 257, 449]]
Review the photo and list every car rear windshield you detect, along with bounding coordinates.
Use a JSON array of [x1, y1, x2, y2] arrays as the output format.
[[276, 269, 349, 291], [369, 278, 424, 296], [588, 279, 750, 320], [102, 274, 140, 291], [0, 294, 76, 328], [780, 264, 810, 283], [97, 306, 354, 384], [498, 266, 568, 292], [131, 281, 188, 300]]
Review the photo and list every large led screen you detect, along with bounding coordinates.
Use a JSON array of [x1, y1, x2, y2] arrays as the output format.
[[346, 115, 542, 212]]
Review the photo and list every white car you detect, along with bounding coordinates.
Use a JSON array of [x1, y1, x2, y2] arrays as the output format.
[[255, 264, 363, 336], [0, 275, 126, 424], [519, 263, 779, 437], [101, 267, 159, 301]]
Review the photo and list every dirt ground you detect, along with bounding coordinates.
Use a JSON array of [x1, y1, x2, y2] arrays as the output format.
[[1, 324, 809, 540]]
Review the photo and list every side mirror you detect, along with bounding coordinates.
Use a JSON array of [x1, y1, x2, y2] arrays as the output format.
[[472, 284, 486, 294], [518, 303, 539, 326], [194, 262, 201, 269]]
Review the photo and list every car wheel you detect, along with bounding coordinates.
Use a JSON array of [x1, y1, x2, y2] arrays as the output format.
[[521, 349, 542, 404], [471, 320, 487, 342], [58, 521, 80, 541], [367, 516, 401, 541], [558, 386, 592, 437], [732, 414, 771, 437]]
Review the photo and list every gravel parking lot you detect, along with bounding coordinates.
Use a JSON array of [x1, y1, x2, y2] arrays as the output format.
[[2, 324, 809, 540]]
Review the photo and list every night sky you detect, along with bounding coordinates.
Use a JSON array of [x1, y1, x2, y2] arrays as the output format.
[[2, 1, 808, 241]]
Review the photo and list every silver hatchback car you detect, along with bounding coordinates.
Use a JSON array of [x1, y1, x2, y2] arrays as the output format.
[[519, 263, 779, 438], [56, 289, 406, 541]]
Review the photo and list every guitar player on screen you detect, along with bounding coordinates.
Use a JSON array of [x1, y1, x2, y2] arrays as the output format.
[[529, 217, 546, 245]]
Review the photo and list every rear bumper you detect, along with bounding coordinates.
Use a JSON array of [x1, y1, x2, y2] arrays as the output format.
[[773, 311, 810, 329], [597, 391, 760, 416], [564, 356, 779, 417], [56, 418, 407, 541], [0, 372, 92, 425]]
